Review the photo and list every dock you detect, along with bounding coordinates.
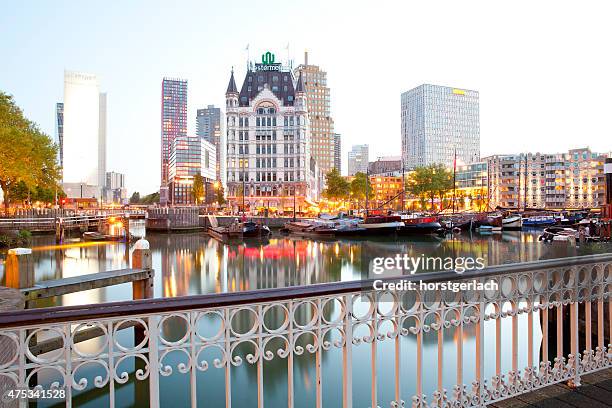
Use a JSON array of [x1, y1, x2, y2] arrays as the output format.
[[490, 368, 612, 408]]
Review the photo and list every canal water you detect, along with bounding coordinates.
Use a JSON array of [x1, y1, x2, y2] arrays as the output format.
[[1, 222, 611, 407]]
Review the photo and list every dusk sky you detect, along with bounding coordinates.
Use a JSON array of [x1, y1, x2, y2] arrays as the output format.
[[1, 0, 611, 194]]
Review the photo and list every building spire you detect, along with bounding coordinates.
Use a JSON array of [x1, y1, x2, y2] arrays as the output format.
[[226, 68, 238, 95], [295, 71, 305, 93]]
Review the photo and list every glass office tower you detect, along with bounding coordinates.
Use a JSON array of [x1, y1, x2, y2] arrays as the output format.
[[401, 84, 480, 169]]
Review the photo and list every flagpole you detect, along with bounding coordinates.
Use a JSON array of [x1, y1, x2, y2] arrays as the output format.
[[245, 44, 250, 70], [452, 148, 457, 214]]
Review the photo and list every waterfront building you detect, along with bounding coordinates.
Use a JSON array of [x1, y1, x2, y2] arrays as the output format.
[[61, 71, 106, 199], [294, 52, 336, 177], [196, 105, 225, 188], [401, 84, 480, 169], [369, 156, 402, 175], [369, 172, 404, 211], [161, 78, 188, 188], [348, 144, 369, 176], [455, 161, 488, 211], [168, 136, 216, 205], [486, 147, 608, 209], [333, 133, 341, 172], [55, 102, 64, 170], [225, 52, 315, 214], [104, 171, 127, 204]]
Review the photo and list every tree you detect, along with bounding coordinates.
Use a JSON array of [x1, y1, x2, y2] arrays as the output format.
[[129, 192, 141, 204], [0, 91, 61, 210], [350, 172, 373, 211], [406, 164, 454, 212], [216, 184, 226, 206], [431, 163, 454, 211], [141, 192, 159, 205], [322, 168, 350, 201], [406, 166, 435, 210], [192, 173, 205, 204]]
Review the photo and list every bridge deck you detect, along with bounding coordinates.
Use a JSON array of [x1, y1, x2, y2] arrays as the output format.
[[489, 369, 612, 408]]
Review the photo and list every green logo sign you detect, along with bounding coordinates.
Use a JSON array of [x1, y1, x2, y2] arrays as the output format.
[[261, 51, 275, 65]]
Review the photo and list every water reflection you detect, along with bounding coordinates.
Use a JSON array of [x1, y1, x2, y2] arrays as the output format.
[[1, 222, 610, 308], [3, 222, 611, 407]]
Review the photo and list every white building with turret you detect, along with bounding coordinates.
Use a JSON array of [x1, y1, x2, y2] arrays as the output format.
[[224, 52, 317, 214]]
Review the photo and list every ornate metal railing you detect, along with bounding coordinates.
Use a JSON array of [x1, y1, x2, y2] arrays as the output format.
[[1, 254, 611, 407]]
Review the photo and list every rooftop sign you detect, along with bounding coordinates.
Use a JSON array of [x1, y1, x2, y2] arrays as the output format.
[[255, 51, 281, 71], [262, 51, 275, 65]]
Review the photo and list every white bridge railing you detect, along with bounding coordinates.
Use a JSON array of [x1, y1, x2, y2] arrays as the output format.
[[1, 254, 611, 407]]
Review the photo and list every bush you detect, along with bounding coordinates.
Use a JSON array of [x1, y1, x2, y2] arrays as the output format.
[[17, 230, 32, 245], [0, 229, 32, 248]]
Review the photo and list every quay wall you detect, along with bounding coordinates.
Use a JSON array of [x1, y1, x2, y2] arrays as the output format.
[[145, 207, 305, 231]]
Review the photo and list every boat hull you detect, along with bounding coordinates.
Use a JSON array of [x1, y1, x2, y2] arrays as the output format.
[[502, 216, 522, 230], [398, 222, 443, 235]]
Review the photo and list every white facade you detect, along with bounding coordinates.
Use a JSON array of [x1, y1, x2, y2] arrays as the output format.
[[225, 66, 314, 212], [62, 71, 106, 198], [98, 93, 107, 188], [200, 138, 217, 181]]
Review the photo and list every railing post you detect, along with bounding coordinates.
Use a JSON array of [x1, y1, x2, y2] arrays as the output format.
[[0, 287, 25, 408], [287, 301, 294, 408], [342, 294, 353, 408], [148, 315, 160, 408], [477, 291, 485, 405], [131, 238, 153, 347], [570, 298, 581, 387]]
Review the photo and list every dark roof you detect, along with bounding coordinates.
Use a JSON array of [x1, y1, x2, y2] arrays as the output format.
[[238, 65, 296, 107], [226, 70, 238, 94], [295, 72, 304, 93]]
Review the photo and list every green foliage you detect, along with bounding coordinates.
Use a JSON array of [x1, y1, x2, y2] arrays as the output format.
[[6, 181, 63, 205], [0, 91, 61, 210], [323, 168, 350, 201], [192, 173, 205, 204], [141, 192, 159, 205], [406, 164, 454, 211], [129, 191, 158, 205], [350, 172, 373, 201], [216, 184, 226, 205], [129, 192, 141, 204], [0, 229, 31, 248]]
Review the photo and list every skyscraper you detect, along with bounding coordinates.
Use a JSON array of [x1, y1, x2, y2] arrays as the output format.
[[161, 78, 188, 187], [334, 133, 341, 173], [348, 144, 369, 176], [225, 51, 315, 213], [196, 105, 221, 143], [401, 84, 480, 169], [294, 52, 337, 176], [61, 71, 106, 198], [196, 105, 224, 183], [55, 102, 64, 170], [168, 136, 217, 204], [98, 93, 107, 188]]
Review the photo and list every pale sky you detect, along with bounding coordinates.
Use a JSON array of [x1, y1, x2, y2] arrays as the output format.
[[1, 0, 611, 195]]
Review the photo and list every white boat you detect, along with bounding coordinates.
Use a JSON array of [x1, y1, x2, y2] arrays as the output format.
[[360, 215, 405, 233], [502, 215, 522, 230]]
